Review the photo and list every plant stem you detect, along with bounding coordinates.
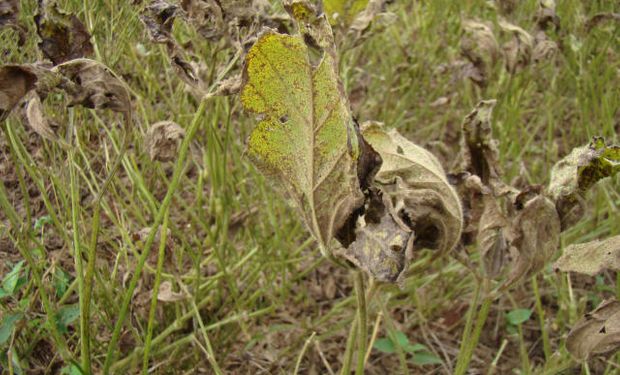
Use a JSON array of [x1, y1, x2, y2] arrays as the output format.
[[354, 271, 367, 375], [454, 282, 493, 375], [341, 316, 358, 375], [294, 332, 316, 375], [81, 113, 130, 373], [532, 276, 551, 361], [69, 145, 87, 372], [102, 99, 207, 374], [142, 211, 169, 374]]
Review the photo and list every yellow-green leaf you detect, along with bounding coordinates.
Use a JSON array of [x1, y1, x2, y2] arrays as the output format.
[[240, 30, 363, 249]]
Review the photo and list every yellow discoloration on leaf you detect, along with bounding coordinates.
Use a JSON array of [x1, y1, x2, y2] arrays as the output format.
[[240, 30, 363, 248], [323, 0, 369, 26]]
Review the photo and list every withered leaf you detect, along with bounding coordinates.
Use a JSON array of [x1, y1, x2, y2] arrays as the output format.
[[337, 194, 412, 283], [53, 59, 131, 113], [536, 0, 559, 30], [586, 13, 620, 31], [0, 0, 19, 28], [460, 19, 500, 87], [554, 235, 620, 276], [499, 19, 533, 73], [0, 65, 37, 121], [35, 0, 94, 65], [240, 25, 364, 252], [478, 194, 509, 279], [349, 0, 387, 33], [362, 123, 463, 260], [140, 0, 180, 43], [144, 121, 185, 162], [532, 31, 559, 63], [503, 194, 560, 288], [26, 93, 56, 141], [547, 137, 620, 229], [567, 299, 620, 361], [157, 281, 186, 302]]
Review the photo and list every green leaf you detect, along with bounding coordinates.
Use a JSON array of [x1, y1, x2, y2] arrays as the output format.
[[554, 235, 620, 276], [61, 363, 85, 375], [411, 351, 443, 366], [0, 313, 23, 346], [1, 260, 25, 297], [54, 268, 71, 298], [56, 304, 80, 334], [373, 337, 395, 353], [34, 215, 52, 231], [506, 308, 532, 325], [240, 15, 364, 250]]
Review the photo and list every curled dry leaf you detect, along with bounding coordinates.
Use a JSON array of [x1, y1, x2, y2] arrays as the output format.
[[157, 281, 186, 302], [478, 194, 509, 278], [35, 0, 94, 65], [566, 299, 620, 361], [460, 19, 500, 87], [503, 194, 560, 288], [547, 137, 620, 230], [554, 235, 620, 276], [26, 94, 56, 141], [145, 121, 185, 162], [0, 65, 37, 121], [499, 19, 533, 73], [349, 0, 389, 33], [533, 36, 558, 64], [536, 0, 559, 31], [585, 13, 620, 31], [0, 0, 19, 28], [53, 59, 131, 113], [336, 191, 413, 283], [240, 26, 364, 251], [140, 0, 180, 43], [141, 1, 200, 89], [363, 123, 463, 258]]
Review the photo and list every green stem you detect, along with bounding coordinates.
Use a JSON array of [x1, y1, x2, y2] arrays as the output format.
[[454, 284, 492, 375], [532, 276, 551, 361], [69, 147, 87, 372], [354, 272, 367, 375], [82, 114, 130, 373], [142, 211, 169, 374], [102, 99, 207, 374], [341, 316, 358, 375]]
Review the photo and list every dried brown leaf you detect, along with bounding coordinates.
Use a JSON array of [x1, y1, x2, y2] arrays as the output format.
[[554, 235, 620, 276], [140, 0, 180, 43], [53, 59, 131, 113], [499, 19, 533, 73], [503, 194, 560, 288], [35, 0, 94, 65], [478, 194, 509, 278], [337, 195, 412, 283], [26, 94, 56, 141], [362, 123, 463, 265], [586, 13, 620, 31], [536, 0, 559, 30], [533, 37, 559, 64], [547, 137, 620, 230], [567, 299, 620, 361], [145, 121, 185, 162], [0, 0, 19, 28], [460, 19, 500, 87], [157, 281, 186, 302], [0, 65, 37, 121]]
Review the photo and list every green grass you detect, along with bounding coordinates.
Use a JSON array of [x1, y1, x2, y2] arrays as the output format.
[[1, 0, 619, 374]]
